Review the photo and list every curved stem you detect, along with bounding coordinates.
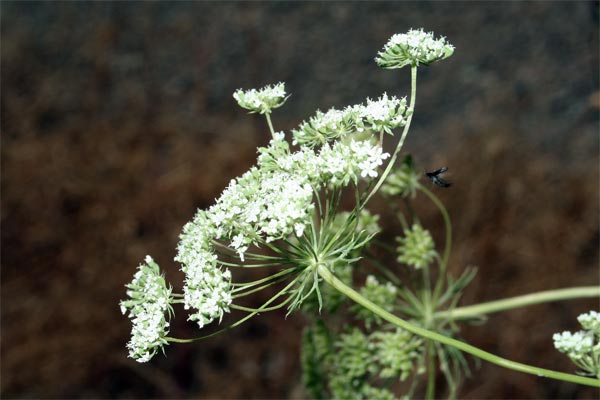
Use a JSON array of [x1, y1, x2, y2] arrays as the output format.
[[418, 183, 452, 308], [418, 184, 451, 271], [317, 264, 600, 387], [362, 66, 418, 207], [436, 286, 600, 320]]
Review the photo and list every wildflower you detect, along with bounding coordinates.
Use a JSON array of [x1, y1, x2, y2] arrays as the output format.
[[233, 82, 289, 114], [553, 310, 600, 378], [578, 311, 600, 335], [120, 256, 174, 362], [355, 93, 408, 135], [376, 29, 454, 69], [182, 258, 233, 328], [396, 224, 437, 269], [292, 107, 355, 148]]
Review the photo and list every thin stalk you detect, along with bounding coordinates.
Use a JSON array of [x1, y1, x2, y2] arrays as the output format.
[[418, 183, 452, 270], [317, 264, 600, 387], [231, 267, 298, 289], [265, 112, 276, 139], [436, 286, 600, 320], [419, 183, 452, 307], [426, 340, 436, 400], [362, 66, 418, 207], [167, 274, 302, 343], [231, 296, 292, 313]]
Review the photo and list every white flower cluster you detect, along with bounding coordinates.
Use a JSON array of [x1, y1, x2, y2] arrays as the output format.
[[292, 94, 408, 148], [553, 311, 600, 377], [292, 108, 354, 147], [376, 28, 454, 69], [120, 256, 174, 362], [270, 136, 390, 187], [233, 82, 288, 114], [578, 310, 600, 335], [354, 93, 408, 135], [176, 211, 233, 329], [175, 134, 390, 327], [553, 331, 594, 357]]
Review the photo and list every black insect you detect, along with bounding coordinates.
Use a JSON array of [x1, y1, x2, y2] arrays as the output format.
[[425, 166, 452, 188]]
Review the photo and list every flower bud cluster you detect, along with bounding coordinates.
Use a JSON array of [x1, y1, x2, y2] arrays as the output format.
[[375, 28, 454, 69], [396, 224, 437, 269], [351, 275, 398, 328], [381, 158, 421, 198], [292, 94, 408, 148], [233, 82, 288, 114], [120, 256, 174, 362], [553, 311, 600, 378]]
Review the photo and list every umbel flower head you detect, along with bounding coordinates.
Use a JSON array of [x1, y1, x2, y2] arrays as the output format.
[[175, 129, 390, 326], [233, 82, 289, 114], [553, 311, 600, 378], [120, 256, 174, 362], [396, 224, 437, 269], [375, 28, 454, 69], [292, 93, 408, 148]]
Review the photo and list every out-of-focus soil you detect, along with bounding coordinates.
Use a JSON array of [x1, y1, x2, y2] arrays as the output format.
[[1, 2, 598, 398]]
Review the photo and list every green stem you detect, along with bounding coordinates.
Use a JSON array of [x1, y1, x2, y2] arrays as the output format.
[[425, 340, 436, 399], [436, 286, 600, 320], [419, 183, 452, 308], [167, 274, 301, 343], [362, 66, 418, 207], [265, 112, 276, 140], [418, 184, 451, 271], [317, 264, 600, 387]]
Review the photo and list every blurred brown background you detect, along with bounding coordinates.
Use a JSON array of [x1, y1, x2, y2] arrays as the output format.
[[1, 1, 599, 399]]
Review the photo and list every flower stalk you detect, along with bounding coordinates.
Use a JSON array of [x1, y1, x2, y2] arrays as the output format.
[[436, 286, 600, 320], [317, 264, 600, 388]]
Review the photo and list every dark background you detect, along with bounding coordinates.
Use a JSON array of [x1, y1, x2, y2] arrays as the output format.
[[1, 1, 599, 398]]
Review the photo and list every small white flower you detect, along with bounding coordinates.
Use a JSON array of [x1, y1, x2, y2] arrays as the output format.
[[120, 256, 174, 362], [578, 311, 600, 335], [357, 93, 408, 134], [553, 331, 594, 358], [233, 82, 289, 114], [553, 310, 600, 377], [292, 107, 353, 147]]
